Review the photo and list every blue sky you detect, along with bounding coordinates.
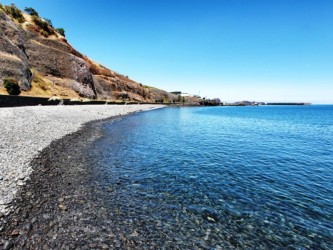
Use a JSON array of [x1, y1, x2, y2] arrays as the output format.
[[2, 0, 333, 103]]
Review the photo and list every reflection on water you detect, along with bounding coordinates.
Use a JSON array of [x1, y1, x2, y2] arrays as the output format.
[[89, 106, 333, 249]]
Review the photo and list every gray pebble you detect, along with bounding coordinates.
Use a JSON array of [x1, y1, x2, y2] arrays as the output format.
[[42, 214, 51, 220], [3, 240, 14, 250], [23, 223, 33, 233], [31, 217, 37, 224]]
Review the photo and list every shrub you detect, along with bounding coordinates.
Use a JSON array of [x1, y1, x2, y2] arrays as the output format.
[[32, 16, 48, 30], [4, 4, 25, 23], [32, 16, 54, 37], [119, 92, 128, 100], [40, 30, 49, 37], [24, 7, 39, 16], [3, 78, 21, 95], [44, 18, 53, 28], [55, 28, 65, 37]]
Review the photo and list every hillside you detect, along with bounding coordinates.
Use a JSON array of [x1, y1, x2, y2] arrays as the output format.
[[0, 4, 177, 102]]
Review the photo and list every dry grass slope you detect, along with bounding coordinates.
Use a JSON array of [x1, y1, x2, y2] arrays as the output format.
[[0, 70, 81, 99]]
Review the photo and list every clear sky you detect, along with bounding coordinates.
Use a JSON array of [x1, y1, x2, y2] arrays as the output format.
[[2, 0, 333, 103]]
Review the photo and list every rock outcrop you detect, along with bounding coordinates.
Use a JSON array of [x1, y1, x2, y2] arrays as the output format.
[[0, 10, 31, 90], [0, 5, 176, 102]]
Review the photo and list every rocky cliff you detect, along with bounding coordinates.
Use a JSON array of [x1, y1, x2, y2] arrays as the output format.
[[0, 4, 176, 102]]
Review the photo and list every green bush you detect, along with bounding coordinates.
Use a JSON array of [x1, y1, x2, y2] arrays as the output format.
[[4, 4, 25, 23], [55, 28, 65, 37], [32, 16, 54, 37], [44, 18, 53, 28], [24, 7, 39, 16], [32, 16, 48, 30], [40, 30, 49, 37], [3, 78, 21, 95]]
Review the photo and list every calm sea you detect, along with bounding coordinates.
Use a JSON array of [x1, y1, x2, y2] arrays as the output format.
[[89, 105, 333, 249]]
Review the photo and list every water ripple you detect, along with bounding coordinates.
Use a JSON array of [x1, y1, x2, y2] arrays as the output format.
[[89, 105, 333, 249]]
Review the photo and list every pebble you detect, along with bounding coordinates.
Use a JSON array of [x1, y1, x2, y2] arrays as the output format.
[[17, 181, 25, 186], [100, 243, 109, 249], [31, 217, 37, 224], [89, 243, 97, 248], [22, 223, 33, 233], [130, 230, 139, 237], [206, 216, 217, 223], [3, 240, 14, 250], [58, 204, 67, 211], [246, 224, 254, 231], [14, 208, 20, 214], [10, 228, 20, 236], [42, 214, 51, 220]]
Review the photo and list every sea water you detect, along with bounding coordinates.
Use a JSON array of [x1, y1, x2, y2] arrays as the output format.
[[89, 105, 333, 249]]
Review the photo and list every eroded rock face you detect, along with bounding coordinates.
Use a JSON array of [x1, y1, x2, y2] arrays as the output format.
[[25, 36, 97, 98], [0, 9, 97, 98], [0, 11, 31, 90], [93, 75, 117, 100]]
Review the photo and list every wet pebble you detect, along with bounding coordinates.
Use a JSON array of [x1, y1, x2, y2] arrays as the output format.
[[245, 224, 254, 231], [202, 211, 219, 223]]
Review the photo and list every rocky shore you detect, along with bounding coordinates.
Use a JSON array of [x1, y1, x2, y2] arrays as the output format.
[[0, 104, 163, 249]]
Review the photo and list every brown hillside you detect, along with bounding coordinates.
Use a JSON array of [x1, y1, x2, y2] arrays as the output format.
[[0, 4, 176, 102]]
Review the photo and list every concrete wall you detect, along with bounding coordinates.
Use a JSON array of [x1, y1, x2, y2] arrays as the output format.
[[0, 95, 152, 107], [0, 95, 60, 107]]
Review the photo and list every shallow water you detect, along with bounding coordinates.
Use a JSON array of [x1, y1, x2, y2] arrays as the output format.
[[89, 105, 333, 249]]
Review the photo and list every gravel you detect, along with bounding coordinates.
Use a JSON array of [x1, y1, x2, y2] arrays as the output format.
[[0, 104, 163, 217], [0, 104, 225, 249]]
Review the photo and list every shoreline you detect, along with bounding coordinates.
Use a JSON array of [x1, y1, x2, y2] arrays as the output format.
[[0, 105, 163, 217], [0, 105, 164, 249], [1, 119, 113, 248]]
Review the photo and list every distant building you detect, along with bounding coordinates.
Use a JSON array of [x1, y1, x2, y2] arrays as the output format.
[[170, 91, 182, 95]]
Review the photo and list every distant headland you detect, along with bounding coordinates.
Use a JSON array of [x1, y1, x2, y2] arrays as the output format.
[[198, 100, 311, 107]]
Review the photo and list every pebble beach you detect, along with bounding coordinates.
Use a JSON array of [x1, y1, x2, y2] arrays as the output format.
[[0, 105, 162, 217]]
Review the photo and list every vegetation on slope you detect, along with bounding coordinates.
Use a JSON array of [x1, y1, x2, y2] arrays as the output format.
[[0, 3, 25, 23], [23, 69, 81, 99]]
